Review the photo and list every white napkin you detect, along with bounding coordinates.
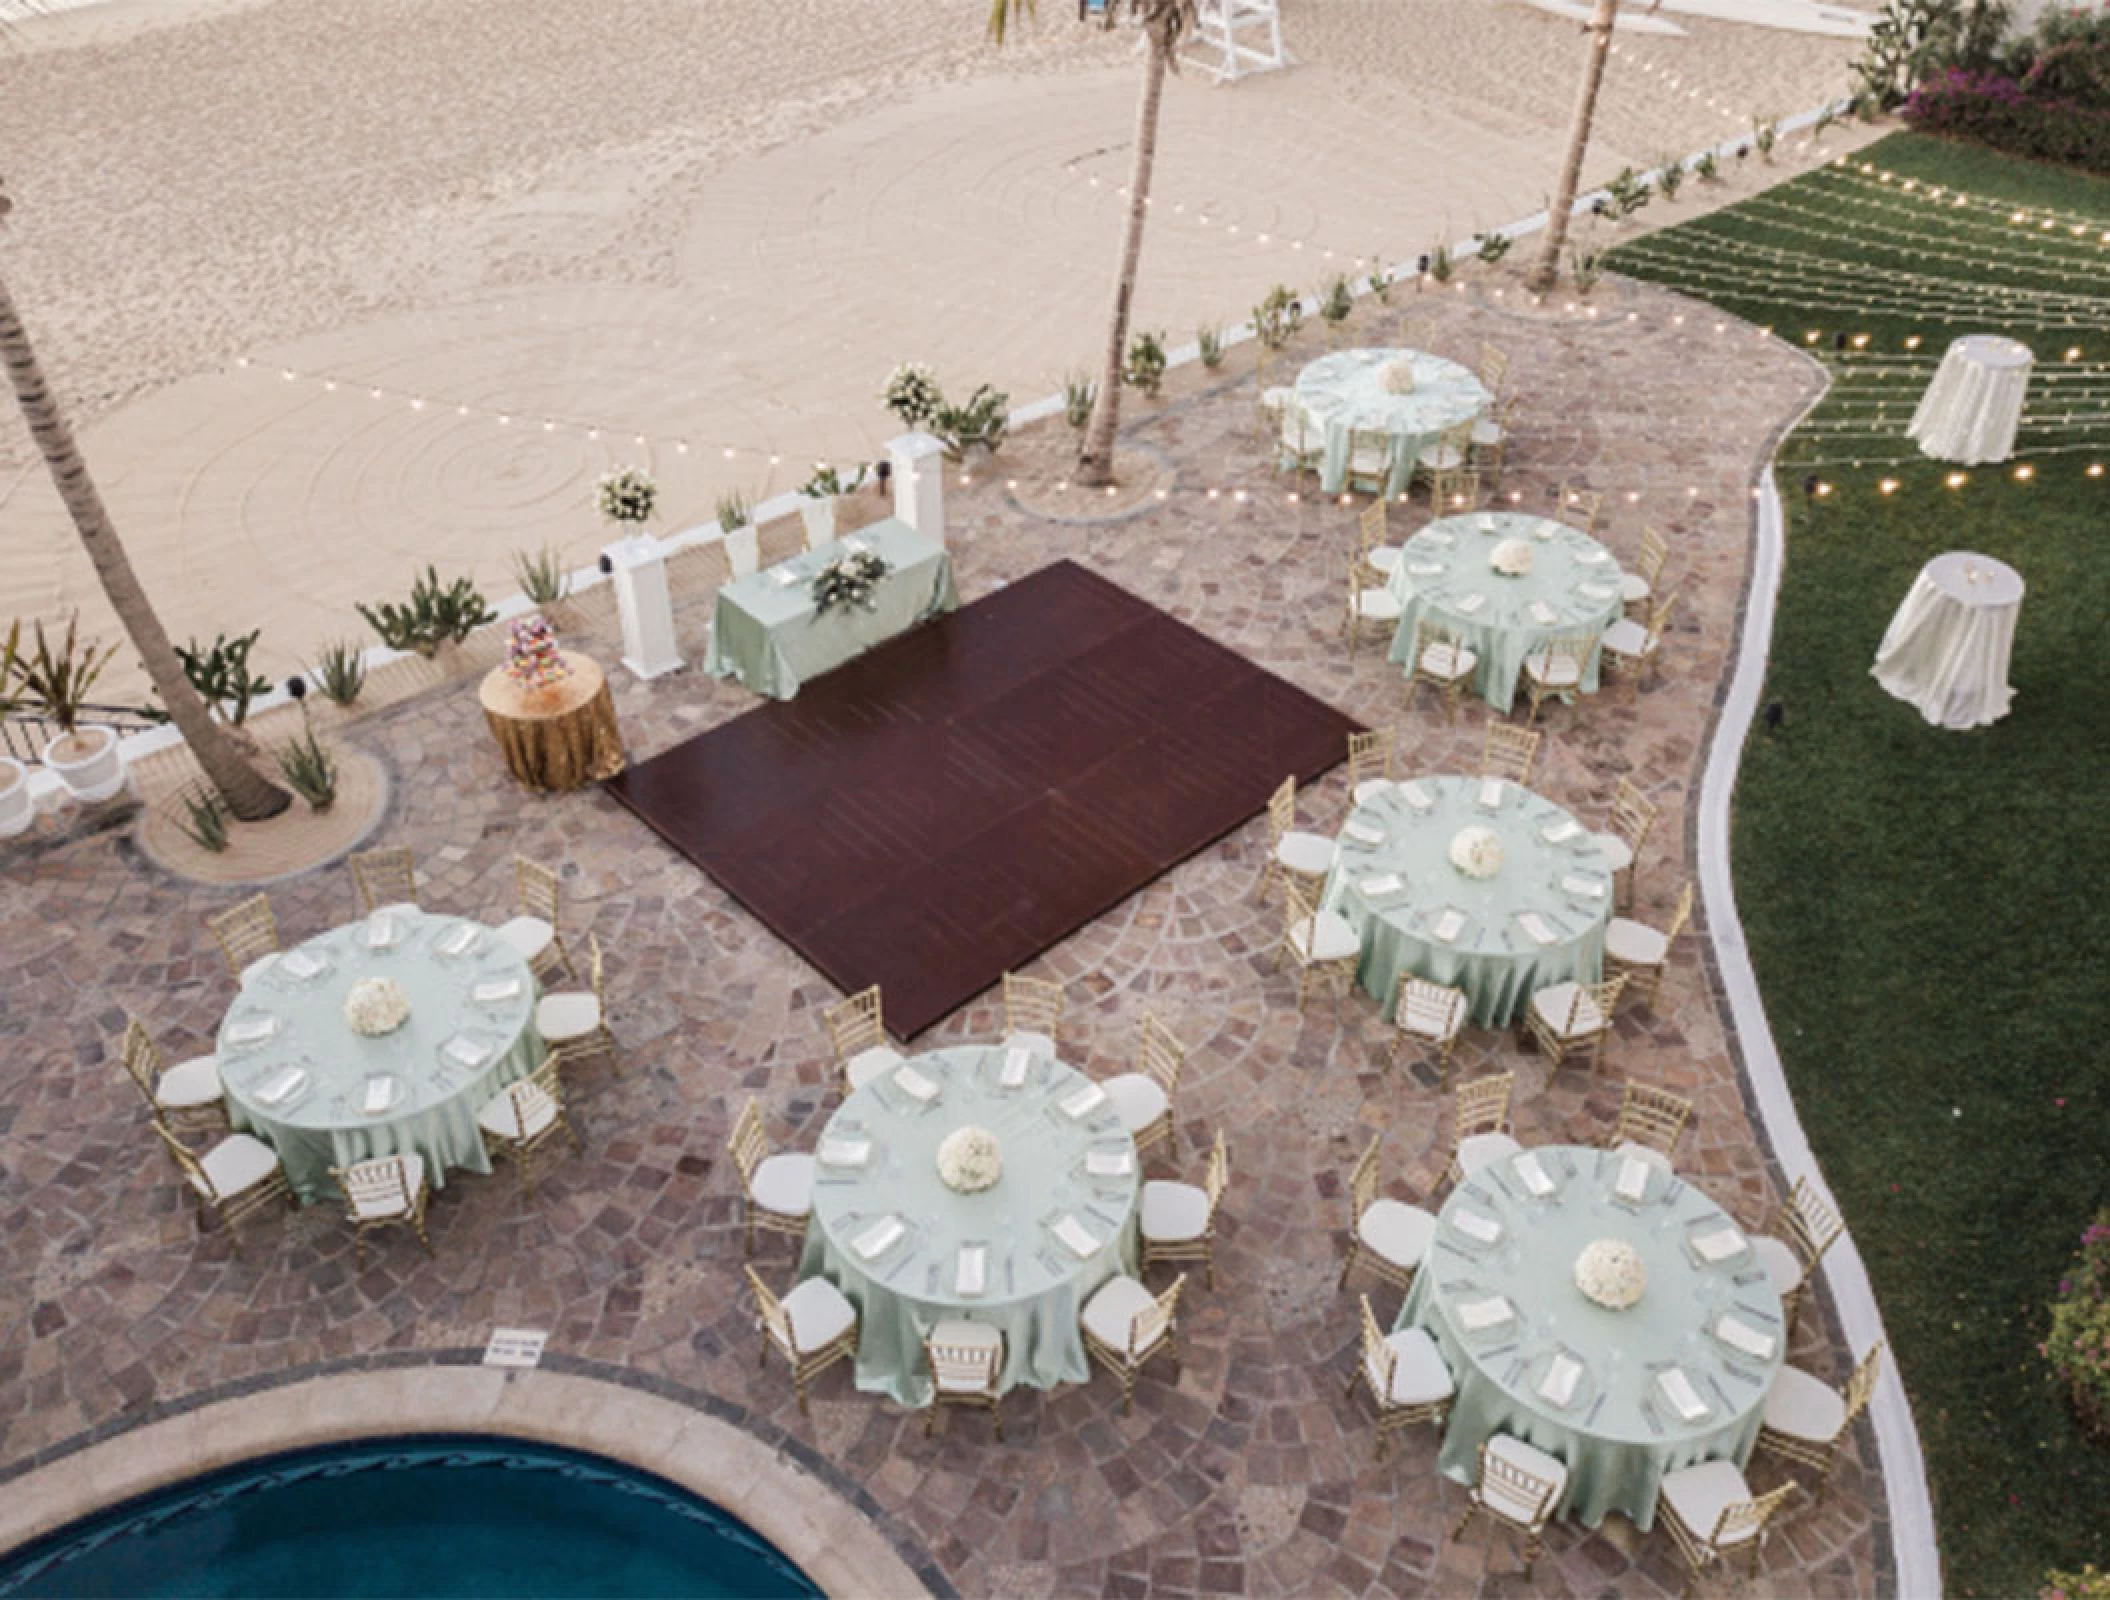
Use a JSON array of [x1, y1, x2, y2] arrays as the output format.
[[1406, 561, 1444, 578], [1560, 875, 1604, 899], [955, 1245, 987, 1296], [1452, 593, 1487, 615], [1516, 912, 1557, 946], [226, 1016, 278, 1046], [1000, 1047, 1032, 1088], [1398, 781, 1435, 812], [1574, 549, 1609, 566], [1431, 909, 1466, 944], [255, 1066, 307, 1106], [1458, 1295, 1513, 1333], [1478, 778, 1506, 809], [444, 1035, 487, 1069], [1658, 1367, 1710, 1422], [1615, 1155, 1651, 1203], [853, 1215, 904, 1260], [1060, 1082, 1107, 1119], [1513, 1152, 1555, 1197], [1540, 818, 1581, 845], [280, 950, 324, 980], [771, 567, 801, 588], [472, 978, 521, 1004], [1452, 1209, 1502, 1245], [366, 915, 399, 951], [1476, 515, 1498, 534], [1716, 1315, 1777, 1361], [438, 924, 477, 957], [1421, 530, 1455, 549], [1578, 581, 1618, 601], [840, 535, 868, 555], [1528, 601, 1559, 627], [1692, 1227, 1748, 1264], [361, 1075, 397, 1115], [892, 1064, 939, 1102], [1539, 1353, 1583, 1408], [1358, 872, 1404, 898], [1086, 1148, 1133, 1178], [1052, 1214, 1100, 1259], [1341, 820, 1385, 847], [819, 1137, 871, 1168]]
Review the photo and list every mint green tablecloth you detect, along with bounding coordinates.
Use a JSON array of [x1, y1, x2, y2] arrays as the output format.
[[216, 911, 544, 1202], [704, 517, 958, 699], [1383, 512, 1627, 714], [799, 1045, 1141, 1408], [1321, 775, 1611, 1027], [1293, 347, 1489, 496], [1399, 1145, 1787, 1531]]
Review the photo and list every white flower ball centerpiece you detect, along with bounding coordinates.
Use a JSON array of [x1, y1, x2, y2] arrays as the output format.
[[1574, 1239, 1648, 1311], [937, 1126, 1003, 1194], [1489, 537, 1535, 578], [1381, 359, 1418, 395], [345, 977, 410, 1038], [1448, 825, 1504, 880]]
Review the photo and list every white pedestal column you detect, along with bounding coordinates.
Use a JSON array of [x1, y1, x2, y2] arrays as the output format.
[[888, 431, 948, 546], [603, 533, 684, 681]]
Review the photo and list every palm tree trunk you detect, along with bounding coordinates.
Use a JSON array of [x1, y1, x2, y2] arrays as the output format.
[[0, 269, 290, 819], [1077, 30, 1171, 488], [1527, 0, 1618, 294]]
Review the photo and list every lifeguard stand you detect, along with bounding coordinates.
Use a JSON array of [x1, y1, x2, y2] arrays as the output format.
[[1180, 0, 1288, 83]]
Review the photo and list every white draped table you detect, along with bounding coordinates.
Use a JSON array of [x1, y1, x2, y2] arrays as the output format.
[[1907, 335, 2032, 464], [1871, 551, 2024, 729]]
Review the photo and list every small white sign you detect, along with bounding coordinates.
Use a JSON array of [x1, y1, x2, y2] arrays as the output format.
[[482, 1327, 549, 1369]]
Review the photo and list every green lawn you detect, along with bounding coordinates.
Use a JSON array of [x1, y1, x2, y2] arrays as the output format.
[[1608, 133, 2110, 1597]]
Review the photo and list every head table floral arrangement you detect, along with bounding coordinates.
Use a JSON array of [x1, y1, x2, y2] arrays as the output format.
[[1574, 1238, 1648, 1310], [345, 977, 410, 1037], [937, 1126, 1002, 1193], [1449, 825, 1504, 879], [812, 548, 892, 616], [595, 466, 657, 527]]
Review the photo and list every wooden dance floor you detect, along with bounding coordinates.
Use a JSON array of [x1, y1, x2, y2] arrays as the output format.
[[605, 560, 1360, 1037]]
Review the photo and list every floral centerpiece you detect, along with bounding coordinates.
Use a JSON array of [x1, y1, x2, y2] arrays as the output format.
[[595, 466, 657, 526], [1489, 537, 1534, 578], [1448, 825, 1504, 879], [1381, 358, 1418, 394], [937, 1126, 1002, 1193], [881, 362, 943, 429], [812, 548, 891, 616], [502, 614, 570, 691], [344, 977, 410, 1037], [2045, 1209, 2110, 1444], [1574, 1239, 1648, 1310]]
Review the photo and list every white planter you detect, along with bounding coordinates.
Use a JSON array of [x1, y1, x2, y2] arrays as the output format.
[[42, 725, 128, 804], [797, 497, 837, 548], [0, 756, 32, 838]]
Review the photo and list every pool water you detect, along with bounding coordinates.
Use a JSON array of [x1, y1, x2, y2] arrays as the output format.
[[0, 1434, 822, 1598]]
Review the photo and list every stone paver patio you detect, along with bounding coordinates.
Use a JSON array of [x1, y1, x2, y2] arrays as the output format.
[[0, 278, 1889, 1596]]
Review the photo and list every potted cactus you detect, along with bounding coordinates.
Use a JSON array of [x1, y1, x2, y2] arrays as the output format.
[[8, 614, 126, 802], [0, 619, 30, 836]]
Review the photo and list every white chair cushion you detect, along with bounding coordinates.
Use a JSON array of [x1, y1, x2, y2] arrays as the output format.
[[372, 901, 420, 919], [1659, 1459, 1762, 1548], [1417, 442, 1466, 472], [1276, 831, 1337, 877], [1530, 982, 1605, 1038], [1419, 641, 1478, 679], [1457, 1131, 1522, 1176], [1470, 416, 1507, 447], [1620, 571, 1651, 604], [749, 1152, 815, 1218], [845, 1044, 903, 1090], [1763, 1365, 1847, 1442], [928, 1318, 1002, 1392], [477, 1082, 557, 1141], [1366, 546, 1403, 574], [1601, 617, 1651, 657], [1104, 1072, 1169, 1136], [1002, 1030, 1055, 1060], [1400, 988, 1465, 1044], [1482, 1433, 1569, 1523], [1755, 1233, 1803, 1296], [1523, 652, 1582, 688], [1352, 778, 1396, 809], [1372, 1327, 1455, 1405], [1357, 1198, 1436, 1269], [535, 990, 602, 1042], [1354, 589, 1404, 623], [196, 1133, 281, 1199], [1604, 917, 1669, 966], [930, 1317, 1001, 1350], [157, 1054, 223, 1109], [495, 915, 555, 962], [238, 953, 280, 987], [1140, 1179, 1211, 1243], [1291, 910, 1360, 964], [346, 1152, 426, 1220], [1612, 1140, 1674, 1174], [1081, 1274, 1161, 1353], [780, 1275, 856, 1352], [1591, 831, 1634, 872]]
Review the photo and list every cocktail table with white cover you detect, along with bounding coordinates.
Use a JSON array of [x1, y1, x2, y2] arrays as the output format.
[[215, 910, 544, 1202], [1293, 347, 1490, 497], [1907, 334, 2033, 464], [798, 1044, 1141, 1408], [1399, 1145, 1787, 1530], [1871, 550, 2025, 730], [704, 517, 959, 700], [1321, 776, 1613, 1027], [1383, 512, 1627, 714]]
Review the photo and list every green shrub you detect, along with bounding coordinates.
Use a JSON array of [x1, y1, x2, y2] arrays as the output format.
[[312, 640, 366, 707], [1755, 114, 1780, 160], [714, 491, 750, 531], [1656, 155, 1685, 199], [511, 544, 570, 606], [1904, 69, 2110, 171], [932, 383, 1010, 457], [1603, 166, 1652, 219], [1472, 229, 1512, 264], [1571, 245, 1608, 294], [1319, 274, 1354, 327], [175, 785, 229, 852], [4, 613, 116, 736], [2043, 1565, 2110, 1600], [174, 630, 270, 726], [2045, 1210, 2110, 1443], [1367, 260, 1394, 303], [1694, 149, 1722, 183], [1197, 324, 1226, 369], [1429, 240, 1453, 282], [798, 463, 867, 499], [1063, 372, 1096, 429], [1124, 330, 1169, 394], [275, 726, 338, 812], [355, 567, 496, 658], [1251, 284, 1303, 351]]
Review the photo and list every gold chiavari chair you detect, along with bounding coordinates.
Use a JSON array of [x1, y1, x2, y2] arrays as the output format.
[[1001, 971, 1065, 1056], [1103, 1011, 1184, 1159], [347, 844, 419, 917], [922, 1321, 1005, 1438], [534, 930, 615, 1072], [1272, 395, 1324, 484], [1553, 481, 1604, 535], [1518, 631, 1595, 725], [1479, 719, 1541, 786], [744, 1263, 857, 1415], [1591, 776, 1658, 910], [1081, 1271, 1186, 1414], [727, 1096, 813, 1256], [1754, 1175, 1845, 1333], [1398, 314, 1434, 349], [1347, 427, 1395, 498], [1387, 974, 1468, 1084], [207, 892, 281, 985], [1415, 420, 1473, 490], [1343, 556, 1404, 659], [1426, 462, 1483, 517], [474, 1057, 581, 1196], [1655, 1469, 1794, 1595], [118, 1016, 225, 1133], [1622, 524, 1671, 615], [1338, 1132, 1436, 1293], [1451, 1435, 1569, 1579], [1349, 1294, 1454, 1458], [152, 1120, 292, 1255], [1605, 880, 1695, 1011], [1468, 395, 1517, 491], [823, 984, 902, 1095], [1757, 1342, 1885, 1495], [1139, 1129, 1230, 1288], [329, 1152, 433, 1267], [1275, 880, 1359, 1012], [1523, 975, 1628, 1073], [1357, 498, 1404, 576], [1443, 1071, 1520, 1188], [1346, 726, 1395, 809], [1409, 619, 1478, 723], [1604, 1079, 1694, 1169], [1600, 590, 1678, 691], [496, 854, 575, 981], [1258, 773, 1337, 904], [1477, 341, 1512, 397]]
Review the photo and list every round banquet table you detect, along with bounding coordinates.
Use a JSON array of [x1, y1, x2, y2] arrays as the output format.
[[1399, 1145, 1787, 1531], [1907, 334, 2032, 465], [798, 1043, 1141, 1408], [478, 650, 626, 792], [216, 910, 545, 1202], [1383, 511, 1627, 714], [1321, 775, 1613, 1027], [1293, 347, 1490, 497], [1871, 550, 2024, 730]]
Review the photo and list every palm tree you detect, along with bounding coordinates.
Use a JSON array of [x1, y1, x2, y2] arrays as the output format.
[[1527, 0, 1621, 294], [989, 0, 1198, 488], [0, 180, 290, 819]]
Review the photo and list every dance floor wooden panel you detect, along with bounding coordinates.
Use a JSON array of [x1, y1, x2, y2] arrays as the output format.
[[605, 560, 1360, 1036]]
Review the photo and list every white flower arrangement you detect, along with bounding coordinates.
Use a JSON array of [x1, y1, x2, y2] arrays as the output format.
[[344, 977, 410, 1038], [595, 467, 657, 525], [1381, 359, 1418, 395], [1448, 825, 1504, 879], [1574, 1238, 1648, 1310], [881, 362, 943, 428], [936, 1125, 1002, 1194], [1489, 537, 1534, 578]]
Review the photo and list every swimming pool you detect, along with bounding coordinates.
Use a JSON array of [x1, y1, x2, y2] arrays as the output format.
[[0, 1434, 822, 1598]]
